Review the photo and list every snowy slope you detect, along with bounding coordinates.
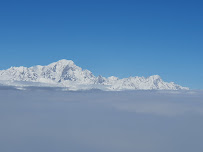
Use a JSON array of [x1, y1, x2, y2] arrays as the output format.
[[0, 59, 189, 91]]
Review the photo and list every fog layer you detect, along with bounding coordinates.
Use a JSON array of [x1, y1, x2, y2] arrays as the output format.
[[0, 88, 203, 152]]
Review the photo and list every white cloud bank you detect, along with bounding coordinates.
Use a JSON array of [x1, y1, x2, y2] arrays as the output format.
[[0, 88, 203, 152]]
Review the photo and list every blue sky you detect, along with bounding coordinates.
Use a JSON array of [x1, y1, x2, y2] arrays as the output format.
[[0, 0, 202, 89]]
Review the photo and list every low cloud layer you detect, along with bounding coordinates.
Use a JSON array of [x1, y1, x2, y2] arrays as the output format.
[[0, 88, 203, 152]]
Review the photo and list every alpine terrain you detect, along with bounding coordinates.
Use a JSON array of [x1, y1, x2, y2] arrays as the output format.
[[0, 59, 189, 91]]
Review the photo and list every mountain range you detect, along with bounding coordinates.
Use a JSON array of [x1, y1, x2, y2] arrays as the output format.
[[0, 59, 189, 91]]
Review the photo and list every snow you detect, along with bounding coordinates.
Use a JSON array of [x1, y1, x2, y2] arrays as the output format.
[[0, 59, 189, 91]]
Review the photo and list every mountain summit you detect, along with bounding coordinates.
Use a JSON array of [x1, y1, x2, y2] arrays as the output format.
[[0, 59, 189, 91]]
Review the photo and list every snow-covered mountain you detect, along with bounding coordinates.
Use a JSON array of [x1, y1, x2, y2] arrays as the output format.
[[0, 59, 189, 91]]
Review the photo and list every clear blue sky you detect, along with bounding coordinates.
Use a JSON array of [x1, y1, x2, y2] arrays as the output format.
[[0, 0, 202, 89]]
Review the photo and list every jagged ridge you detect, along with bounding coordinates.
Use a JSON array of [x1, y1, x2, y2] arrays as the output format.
[[0, 59, 189, 91]]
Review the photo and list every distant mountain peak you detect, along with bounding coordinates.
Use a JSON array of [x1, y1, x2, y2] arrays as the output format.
[[149, 75, 161, 79], [0, 59, 189, 91], [48, 59, 75, 67], [55, 59, 74, 64]]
